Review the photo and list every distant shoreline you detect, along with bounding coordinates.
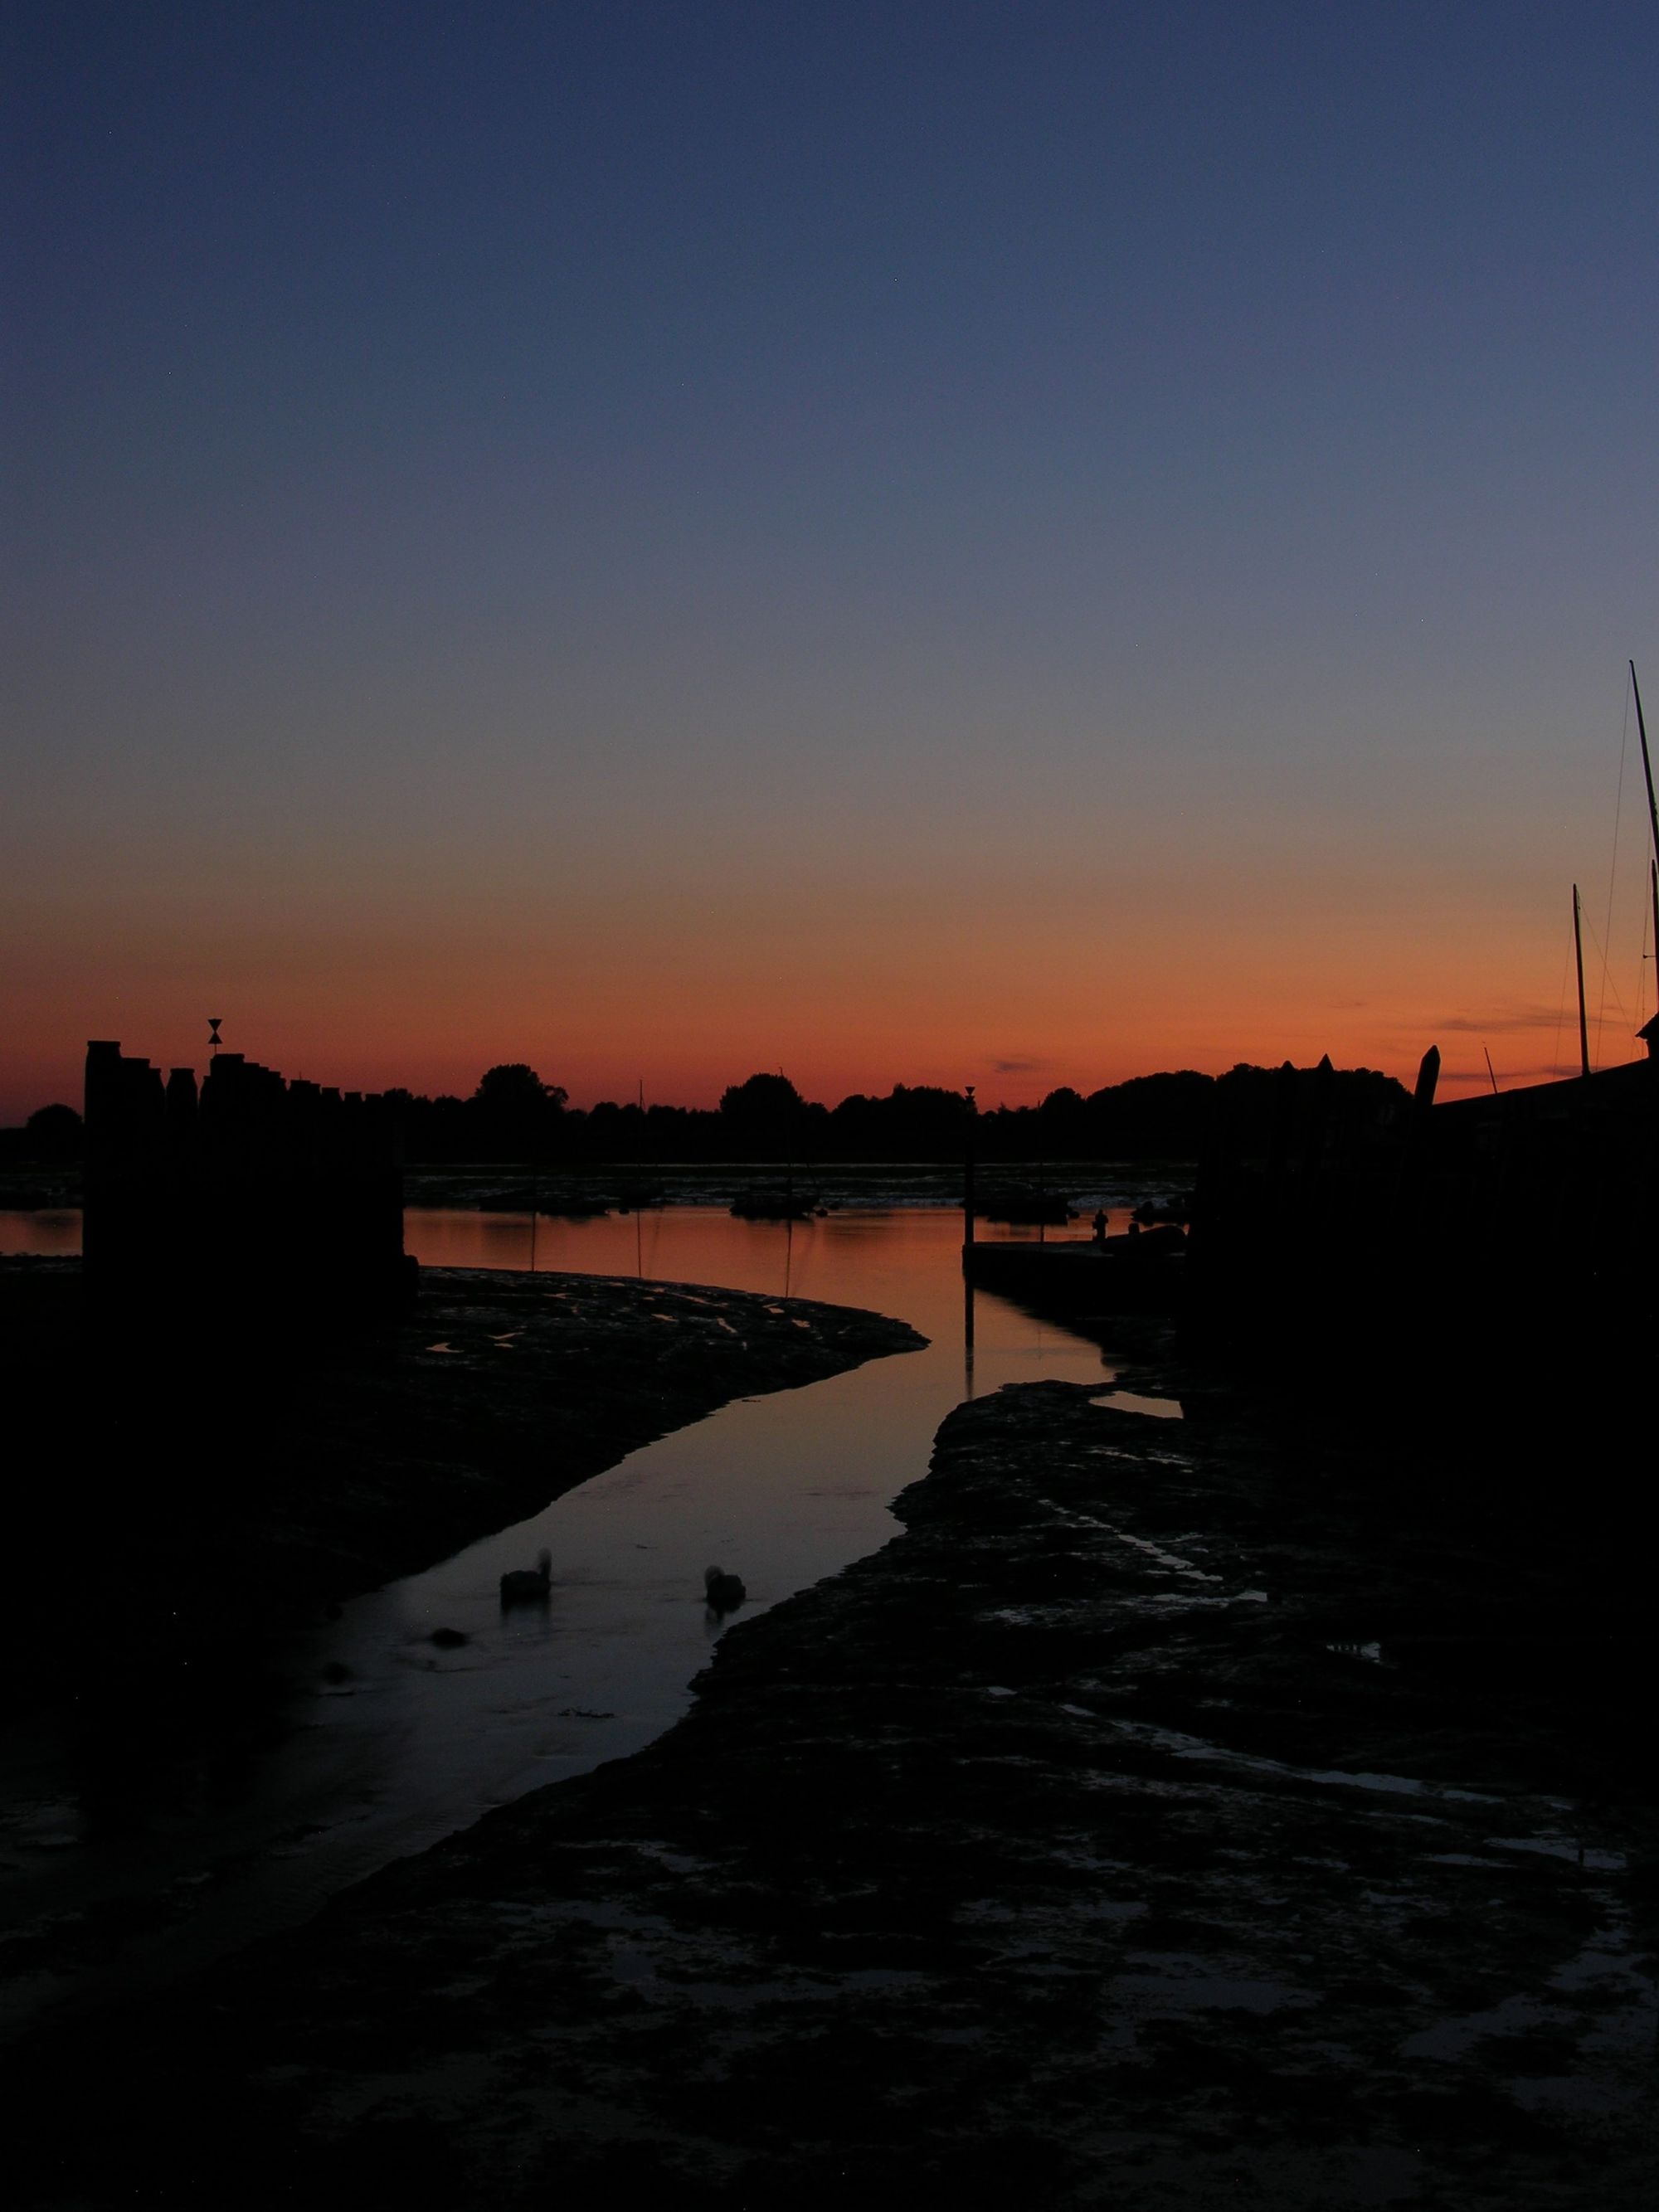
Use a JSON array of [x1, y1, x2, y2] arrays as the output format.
[[0, 1157, 1197, 1217]]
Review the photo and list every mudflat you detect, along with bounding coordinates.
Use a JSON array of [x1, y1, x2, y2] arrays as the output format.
[[0, 1260, 922, 1704], [13, 1373, 1655, 2209]]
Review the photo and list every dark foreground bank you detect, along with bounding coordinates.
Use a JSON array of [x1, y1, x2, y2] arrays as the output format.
[[13, 1378, 1656, 2210]]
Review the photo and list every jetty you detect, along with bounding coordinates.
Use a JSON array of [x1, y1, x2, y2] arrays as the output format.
[[1186, 1039, 1657, 1362], [965, 1226, 1187, 1315]]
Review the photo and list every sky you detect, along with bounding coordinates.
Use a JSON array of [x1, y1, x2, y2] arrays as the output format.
[[5, 0, 1658, 1120]]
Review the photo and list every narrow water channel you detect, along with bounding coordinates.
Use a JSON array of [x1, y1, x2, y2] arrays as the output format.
[[0, 1205, 1178, 2035]]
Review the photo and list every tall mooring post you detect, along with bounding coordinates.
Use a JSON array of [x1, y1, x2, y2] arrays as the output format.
[[962, 1083, 977, 1262]]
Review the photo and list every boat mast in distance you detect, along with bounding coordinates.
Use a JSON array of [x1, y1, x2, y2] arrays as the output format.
[[1632, 666, 1659, 1014], [1572, 883, 1591, 1079], [1632, 662, 1659, 871]]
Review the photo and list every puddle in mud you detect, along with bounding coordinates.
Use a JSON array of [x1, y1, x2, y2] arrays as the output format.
[[1092, 1389, 1185, 1419]]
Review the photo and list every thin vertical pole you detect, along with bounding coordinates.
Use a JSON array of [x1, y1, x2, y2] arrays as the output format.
[[781, 1067, 794, 1213], [1483, 1046, 1499, 1096], [528, 1135, 539, 1272], [962, 1085, 977, 1260], [1632, 667, 1659, 1030], [1036, 1113, 1047, 1245], [1632, 664, 1659, 876], [1573, 884, 1592, 1079]]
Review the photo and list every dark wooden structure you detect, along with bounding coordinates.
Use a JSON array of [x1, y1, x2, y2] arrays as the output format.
[[83, 1039, 416, 1328], [964, 1228, 1188, 1317], [1187, 1048, 1657, 1360]]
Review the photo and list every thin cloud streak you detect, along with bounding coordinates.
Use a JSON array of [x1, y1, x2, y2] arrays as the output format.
[[1447, 1062, 1574, 1085], [1432, 1007, 1562, 1034]]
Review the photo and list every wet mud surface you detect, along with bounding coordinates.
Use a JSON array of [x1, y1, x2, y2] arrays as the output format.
[[2, 1260, 920, 1689], [221, 1265, 923, 1601], [0, 1265, 923, 2046], [14, 1378, 1656, 2207]]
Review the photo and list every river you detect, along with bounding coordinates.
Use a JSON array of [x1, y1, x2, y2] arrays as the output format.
[[0, 1203, 1179, 2036]]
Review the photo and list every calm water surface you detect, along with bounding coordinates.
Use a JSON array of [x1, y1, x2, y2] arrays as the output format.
[[0, 1205, 1175, 2032]]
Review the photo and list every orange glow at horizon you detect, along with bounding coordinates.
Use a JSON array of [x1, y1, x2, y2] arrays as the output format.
[[7, 836, 1649, 1121], [9, 675, 1656, 1126]]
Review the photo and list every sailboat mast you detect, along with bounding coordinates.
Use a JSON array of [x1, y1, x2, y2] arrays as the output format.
[[1572, 883, 1592, 1078], [1632, 663, 1659, 874], [1627, 666, 1659, 1026]]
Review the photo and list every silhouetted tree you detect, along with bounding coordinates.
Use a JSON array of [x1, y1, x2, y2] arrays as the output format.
[[718, 1072, 804, 1160], [718, 1072, 801, 1118], [474, 1064, 569, 1116], [830, 1083, 971, 1159], [469, 1065, 569, 1161], [25, 1103, 82, 1160], [586, 1099, 648, 1156]]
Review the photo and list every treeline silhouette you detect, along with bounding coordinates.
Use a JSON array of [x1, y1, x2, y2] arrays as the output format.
[[0, 1102, 84, 1162], [7, 1060, 1408, 1169], [383, 1061, 1407, 1164]]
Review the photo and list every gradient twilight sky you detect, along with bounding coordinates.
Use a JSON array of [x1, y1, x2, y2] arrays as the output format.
[[6, 1, 1658, 1121]]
